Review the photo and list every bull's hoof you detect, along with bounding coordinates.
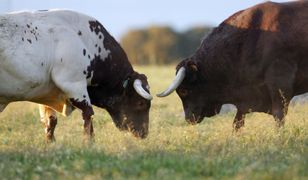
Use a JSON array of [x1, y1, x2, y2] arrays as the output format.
[[232, 123, 244, 133], [46, 135, 56, 143], [275, 120, 285, 128], [83, 134, 95, 145]]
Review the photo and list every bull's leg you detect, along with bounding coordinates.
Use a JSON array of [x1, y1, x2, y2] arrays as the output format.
[[265, 60, 296, 128], [233, 110, 245, 131], [39, 105, 57, 142], [69, 98, 94, 140], [52, 76, 95, 141], [270, 89, 290, 127]]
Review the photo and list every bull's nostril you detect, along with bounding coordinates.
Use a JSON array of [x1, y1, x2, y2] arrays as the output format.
[[187, 120, 197, 125], [140, 134, 147, 139], [185, 113, 198, 125], [185, 115, 203, 125], [139, 131, 148, 139]]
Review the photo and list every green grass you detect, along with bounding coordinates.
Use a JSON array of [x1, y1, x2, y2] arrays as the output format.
[[0, 65, 307, 179]]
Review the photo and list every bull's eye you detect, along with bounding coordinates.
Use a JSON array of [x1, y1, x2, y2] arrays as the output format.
[[136, 100, 147, 110], [178, 88, 188, 97]]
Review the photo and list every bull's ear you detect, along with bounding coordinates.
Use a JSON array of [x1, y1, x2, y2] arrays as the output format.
[[187, 61, 198, 72]]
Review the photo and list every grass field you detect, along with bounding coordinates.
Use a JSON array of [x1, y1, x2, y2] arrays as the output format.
[[0, 65, 307, 179]]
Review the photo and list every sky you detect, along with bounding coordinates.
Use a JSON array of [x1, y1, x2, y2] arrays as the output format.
[[0, 0, 292, 40]]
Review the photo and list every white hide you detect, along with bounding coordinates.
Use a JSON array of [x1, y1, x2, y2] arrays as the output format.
[[0, 10, 110, 115]]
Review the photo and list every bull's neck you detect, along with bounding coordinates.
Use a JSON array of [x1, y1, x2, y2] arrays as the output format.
[[100, 57, 134, 93], [196, 50, 230, 83], [109, 62, 134, 93], [195, 44, 235, 103], [87, 20, 134, 93]]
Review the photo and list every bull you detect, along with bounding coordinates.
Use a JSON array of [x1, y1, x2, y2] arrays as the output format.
[[158, 1, 308, 130], [0, 10, 152, 141]]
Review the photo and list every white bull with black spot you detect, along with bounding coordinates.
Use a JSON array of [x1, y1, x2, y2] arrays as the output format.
[[0, 10, 153, 141]]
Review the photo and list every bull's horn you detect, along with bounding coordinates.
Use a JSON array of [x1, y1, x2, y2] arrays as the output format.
[[133, 79, 153, 100], [156, 67, 185, 97]]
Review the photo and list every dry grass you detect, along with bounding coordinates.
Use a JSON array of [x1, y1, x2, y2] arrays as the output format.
[[0, 65, 307, 179]]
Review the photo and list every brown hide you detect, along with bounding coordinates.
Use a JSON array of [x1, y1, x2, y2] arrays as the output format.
[[175, 1, 308, 126]]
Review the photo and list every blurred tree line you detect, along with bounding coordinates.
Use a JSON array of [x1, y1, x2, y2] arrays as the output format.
[[120, 26, 213, 65]]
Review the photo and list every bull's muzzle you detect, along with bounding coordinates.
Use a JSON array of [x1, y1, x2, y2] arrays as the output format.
[[186, 113, 203, 125]]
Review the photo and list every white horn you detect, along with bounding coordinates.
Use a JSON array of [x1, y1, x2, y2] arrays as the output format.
[[133, 79, 153, 100], [156, 67, 186, 97]]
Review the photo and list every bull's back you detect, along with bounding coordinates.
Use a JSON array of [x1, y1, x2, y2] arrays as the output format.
[[223, 1, 308, 33], [220, 1, 308, 52], [0, 12, 54, 100], [217, 1, 308, 73], [0, 10, 98, 102], [221, 1, 308, 94]]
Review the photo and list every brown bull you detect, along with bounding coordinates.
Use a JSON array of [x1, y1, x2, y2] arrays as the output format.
[[158, 1, 308, 130]]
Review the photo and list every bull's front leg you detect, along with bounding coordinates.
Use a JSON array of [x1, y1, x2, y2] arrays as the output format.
[[271, 98, 289, 128], [265, 61, 295, 128], [51, 65, 95, 142], [70, 98, 95, 141], [269, 89, 291, 128], [39, 105, 58, 142], [233, 110, 245, 131]]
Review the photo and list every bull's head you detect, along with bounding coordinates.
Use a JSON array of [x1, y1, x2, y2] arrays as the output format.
[[157, 60, 222, 124], [88, 72, 152, 138]]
